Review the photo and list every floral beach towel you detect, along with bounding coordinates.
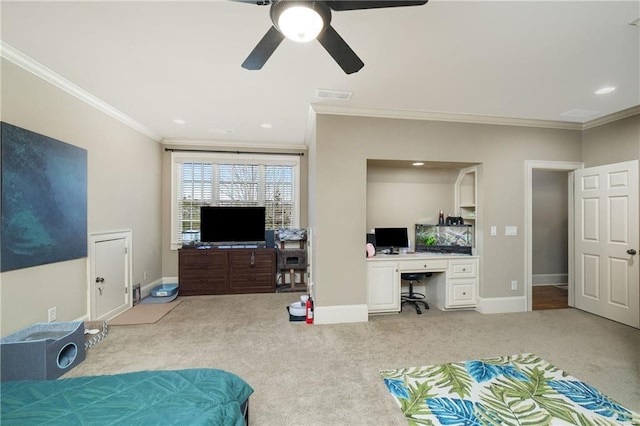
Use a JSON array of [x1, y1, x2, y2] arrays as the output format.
[[380, 353, 640, 425]]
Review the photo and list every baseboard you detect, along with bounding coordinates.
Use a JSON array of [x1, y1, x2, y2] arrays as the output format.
[[476, 296, 527, 314], [532, 273, 568, 285], [314, 304, 369, 325]]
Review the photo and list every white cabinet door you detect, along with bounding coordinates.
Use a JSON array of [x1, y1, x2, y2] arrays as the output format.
[[367, 262, 399, 313]]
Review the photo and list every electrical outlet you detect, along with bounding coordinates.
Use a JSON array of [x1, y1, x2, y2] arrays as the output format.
[[511, 280, 518, 290], [48, 307, 57, 322]]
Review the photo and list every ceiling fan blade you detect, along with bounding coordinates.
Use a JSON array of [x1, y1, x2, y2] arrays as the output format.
[[316, 25, 364, 74], [228, 0, 271, 5], [328, 0, 428, 11], [241, 26, 285, 70]]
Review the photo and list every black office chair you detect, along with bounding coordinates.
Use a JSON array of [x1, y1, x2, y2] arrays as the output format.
[[401, 272, 432, 314]]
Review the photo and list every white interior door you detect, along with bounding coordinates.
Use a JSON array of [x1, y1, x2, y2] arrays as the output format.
[[91, 231, 131, 320], [574, 160, 639, 328]]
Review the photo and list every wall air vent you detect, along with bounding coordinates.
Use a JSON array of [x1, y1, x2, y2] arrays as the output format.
[[315, 89, 352, 101]]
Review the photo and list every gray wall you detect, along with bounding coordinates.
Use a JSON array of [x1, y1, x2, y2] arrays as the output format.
[[582, 114, 640, 166], [310, 114, 583, 309], [1, 59, 162, 335]]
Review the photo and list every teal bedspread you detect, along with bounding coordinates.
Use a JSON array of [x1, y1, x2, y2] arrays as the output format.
[[0, 368, 253, 425]]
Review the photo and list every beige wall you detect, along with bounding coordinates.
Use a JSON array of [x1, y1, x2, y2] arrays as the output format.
[[311, 114, 583, 308], [367, 164, 462, 248], [160, 145, 309, 278], [582, 114, 640, 166], [1, 59, 162, 335]]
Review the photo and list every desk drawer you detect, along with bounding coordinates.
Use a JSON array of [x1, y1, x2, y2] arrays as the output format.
[[448, 259, 477, 278], [399, 259, 448, 272], [448, 278, 477, 307]]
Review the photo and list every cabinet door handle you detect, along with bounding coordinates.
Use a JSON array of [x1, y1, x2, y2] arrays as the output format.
[[250, 252, 255, 266], [462, 268, 467, 272]]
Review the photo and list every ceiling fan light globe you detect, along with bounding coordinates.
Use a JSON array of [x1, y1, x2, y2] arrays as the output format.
[[277, 6, 324, 42]]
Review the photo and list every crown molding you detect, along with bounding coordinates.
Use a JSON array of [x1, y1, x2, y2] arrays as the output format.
[[310, 103, 584, 131], [582, 105, 640, 130], [1, 41, 162, 142], [162, 137, 307, 151]]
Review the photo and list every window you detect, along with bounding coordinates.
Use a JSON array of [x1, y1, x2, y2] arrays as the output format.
[[171, 152, 300, 249]]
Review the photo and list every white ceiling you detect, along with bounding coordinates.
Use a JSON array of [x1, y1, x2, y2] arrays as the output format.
[[2, 1, 639, 148]]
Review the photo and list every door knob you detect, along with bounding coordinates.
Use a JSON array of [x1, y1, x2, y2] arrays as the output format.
[[627, 249, 637, 255]]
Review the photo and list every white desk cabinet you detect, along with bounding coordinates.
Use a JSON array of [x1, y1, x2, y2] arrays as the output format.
[[366, 254, 479, 313], [445, 259, 478, 307], [367, 262, 400, 313]]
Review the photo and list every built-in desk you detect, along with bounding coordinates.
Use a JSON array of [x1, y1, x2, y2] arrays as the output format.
[[366, 253, 479, 313]]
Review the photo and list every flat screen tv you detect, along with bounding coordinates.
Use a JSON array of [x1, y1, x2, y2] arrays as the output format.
[[374, 227, 409, 255], [200, 206, 266, 244]]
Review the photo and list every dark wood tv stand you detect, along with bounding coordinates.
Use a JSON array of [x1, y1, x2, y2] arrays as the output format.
[[178, 247, 276, 295]]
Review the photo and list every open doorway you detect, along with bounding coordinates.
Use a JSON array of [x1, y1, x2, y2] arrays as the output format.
[[525, 161, 583, 311], [531, 169, 569, 309]]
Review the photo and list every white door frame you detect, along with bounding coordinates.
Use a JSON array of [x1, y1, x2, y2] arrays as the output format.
[[88, 230, 133, 320], [524, 161, 583, 311]]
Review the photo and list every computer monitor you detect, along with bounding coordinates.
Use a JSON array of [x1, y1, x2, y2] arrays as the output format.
[[374, 228, 408, 255]]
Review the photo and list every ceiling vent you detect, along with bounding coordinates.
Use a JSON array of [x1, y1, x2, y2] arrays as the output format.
[[560, 109, 600, 119], [315, 89, 352, 101]]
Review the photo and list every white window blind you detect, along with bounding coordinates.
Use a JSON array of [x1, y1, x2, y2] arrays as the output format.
[[171, 152, 299, 249]]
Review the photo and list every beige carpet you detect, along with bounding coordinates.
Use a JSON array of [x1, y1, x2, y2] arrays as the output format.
[[109, 299, 182, 325], [65, 293, 640, 425]]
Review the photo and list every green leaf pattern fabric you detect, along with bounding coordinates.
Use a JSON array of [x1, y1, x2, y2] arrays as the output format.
[[380, 353, 640, 426]]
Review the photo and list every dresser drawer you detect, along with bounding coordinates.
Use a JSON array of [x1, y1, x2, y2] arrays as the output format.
[[399, 259, 448, 272], [448, 259, 477, 278]]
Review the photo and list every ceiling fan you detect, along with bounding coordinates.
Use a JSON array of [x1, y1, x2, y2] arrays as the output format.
[[234, 0, 429, 74]]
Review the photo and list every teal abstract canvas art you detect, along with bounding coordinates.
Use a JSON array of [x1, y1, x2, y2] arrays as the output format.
[[1, 122, 87, 272]]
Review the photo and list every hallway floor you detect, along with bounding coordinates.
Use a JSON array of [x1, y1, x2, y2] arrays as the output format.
[[533, 285, 569, 310]]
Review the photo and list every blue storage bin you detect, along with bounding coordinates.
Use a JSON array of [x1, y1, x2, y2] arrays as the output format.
[[151, 283, 179, 297]]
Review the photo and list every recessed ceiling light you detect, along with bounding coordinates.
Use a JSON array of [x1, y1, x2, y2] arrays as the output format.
[[595, 86, 616, 95], [260, 123, 273, 129], [412, 162, 425, 166], [173, 119, 186, 124]]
